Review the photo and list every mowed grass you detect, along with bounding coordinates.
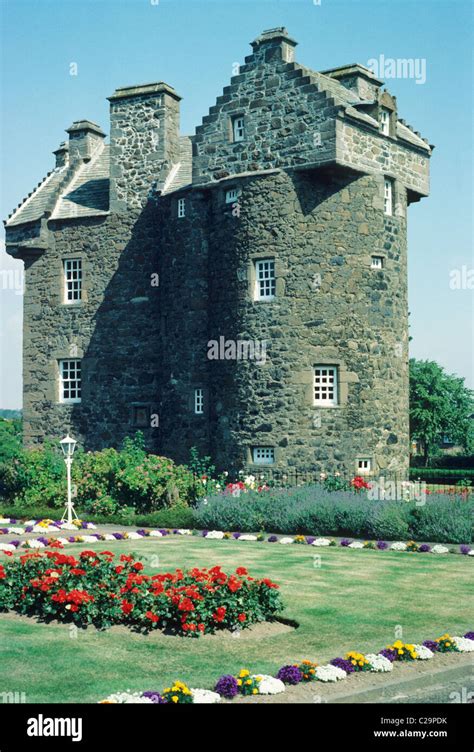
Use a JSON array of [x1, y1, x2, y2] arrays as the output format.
[[0, 536, 472, 703]]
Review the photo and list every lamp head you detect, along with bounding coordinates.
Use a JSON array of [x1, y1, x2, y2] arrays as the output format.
[[60, 434, 77, 458]]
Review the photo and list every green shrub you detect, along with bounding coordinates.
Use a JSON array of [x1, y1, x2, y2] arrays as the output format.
[[1, 443, 65, 508], [367, 503, 411, 540]]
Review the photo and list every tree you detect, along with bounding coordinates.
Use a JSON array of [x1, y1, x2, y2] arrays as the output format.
[[409, 359, 473, 465]]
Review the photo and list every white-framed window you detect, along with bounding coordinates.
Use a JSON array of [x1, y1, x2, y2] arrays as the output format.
[[379, 108, 390, 136], [384, 178, 393, 216], [252, 447, 275, 465], [225, 187, 240, 204], [194, 388, 204, 415], [254, 259, 276, 300], [59, 359, 81, 403], [371, 255, 384, 270], [63, 258, 82, 303], [232, 115, 245, 142], [177, 197, 186, 218], [314, 366, 338, 406], [357, 458, 372, 474]]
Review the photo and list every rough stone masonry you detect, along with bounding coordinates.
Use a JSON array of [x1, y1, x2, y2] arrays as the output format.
[[4, 28, 433, 477]]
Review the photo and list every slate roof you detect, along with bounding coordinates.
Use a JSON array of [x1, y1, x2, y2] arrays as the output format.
[[162, 136, 193, 194], [51, 146, 110, 219]]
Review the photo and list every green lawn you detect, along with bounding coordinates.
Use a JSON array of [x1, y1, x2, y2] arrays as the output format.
[[1, 536, 472, 703]]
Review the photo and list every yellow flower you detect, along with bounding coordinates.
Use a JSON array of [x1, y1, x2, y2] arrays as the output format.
[[446, 642, 451, 647], [358, 661, 364, 667], [252, 688, 258, 694], [351, 660, 356, 665], [245, 679, 252, 685], [171, 696, 179, 703], [239, 669, 249, 677], [410, 652, 417, 659], [398, 649, 403, 655], [236, 679, 242, 686], [164, 688, 170, 693]]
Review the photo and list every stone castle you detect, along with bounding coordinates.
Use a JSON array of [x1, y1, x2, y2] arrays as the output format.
[[5, 28, 432, 476]]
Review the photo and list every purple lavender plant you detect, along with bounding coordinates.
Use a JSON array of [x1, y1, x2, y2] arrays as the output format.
[[377, 540, 388, 550]]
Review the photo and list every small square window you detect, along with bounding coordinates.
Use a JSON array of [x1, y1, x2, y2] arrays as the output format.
[[59, 359, 81, 403], [357, 458, 372, 474], [252, 447, 275, 465], [232, 116, 245, 142], [194, 388, 204, 415], [314, 366, 338, 406], [254, 259, 276, 301], [371, 256, 384, 270], [225, 187, 240, 204], [380, 108, 390, 136], [63, 258, 82, 303], [384, 179, 393, 216], [133, 406, 150, 427], [177, 198, 186, 218]]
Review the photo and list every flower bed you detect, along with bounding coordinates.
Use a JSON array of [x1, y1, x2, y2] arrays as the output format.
[[98, 630, 474, 703], [0, 551, 281, 635], [0, 524, 472, 557]]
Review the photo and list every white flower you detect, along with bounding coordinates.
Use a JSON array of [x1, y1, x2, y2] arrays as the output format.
[[0, 543, 16, 552], [412, 644, 434, 660], [390, 542, 407, 551], [32, 525, 56, 533], [314, 664, 346, 682], [79, 535, 98, 543], [25, 539, 45, 549], [59, 523, 78, 531], [101, 691, 153, 704], [149, 530, 163, 537], [6, 527, 24, 535], [251, 675, 285, 695], [23, 520, 37, 526], [366, 654, 393, 672], [311, 538, 331, 547], [452, 636, 474, 652], [126, 532, 142, 540], [177, 529, 192, 536], [279, 537, 294, 545], [56, 537, 71, 545], [191, 688, 221, 704], [0, 518, 11, 524], [431, 545, 450, 554], [468, 550, 474, 557], [348, 541, 364, 549], [103, 534, 118, 541], [205, 530, 225, 539], [238, 534, 257, 541], [85, 522, 97, 530]]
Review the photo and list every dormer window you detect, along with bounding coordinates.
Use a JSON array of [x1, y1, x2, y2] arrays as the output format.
[[380, 108, 390, 136], [232, 116, 245, 142]]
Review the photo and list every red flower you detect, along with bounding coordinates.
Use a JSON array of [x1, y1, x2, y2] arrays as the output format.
[[132, 562, 144, 572], [238, 613, 246, 622], [213, 606, 227, 623], [227, 577, 242, 593], [235, 567, 248, 575], [178, 597, 195, 612], [121, 600, 134, 615], [70, 568, 86, 576], [115, 566, 124, 574], [145, 610, 159, 623]]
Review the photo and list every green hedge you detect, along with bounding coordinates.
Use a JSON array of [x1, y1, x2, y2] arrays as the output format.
[[409, 467, 474, 485]]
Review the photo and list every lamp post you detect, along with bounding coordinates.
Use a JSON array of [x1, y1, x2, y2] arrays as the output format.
[[60, 434, 78, 524]]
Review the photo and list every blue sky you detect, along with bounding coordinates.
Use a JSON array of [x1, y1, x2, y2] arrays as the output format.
[[0, 0, 472, 408]]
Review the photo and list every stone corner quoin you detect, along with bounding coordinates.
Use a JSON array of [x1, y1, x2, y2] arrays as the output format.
[[4, 27, 433, 478]]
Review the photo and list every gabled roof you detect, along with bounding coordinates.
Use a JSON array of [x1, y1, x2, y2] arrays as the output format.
[[5, 144, 110, 227], [162, 137, 193, 194]]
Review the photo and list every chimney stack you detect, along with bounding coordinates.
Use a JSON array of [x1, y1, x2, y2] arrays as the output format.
[[107, 82, 181, 213], [66, 120, 106, 162], [249, 27, 297, 64]]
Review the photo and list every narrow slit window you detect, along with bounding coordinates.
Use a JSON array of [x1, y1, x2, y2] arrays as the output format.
[[232, 116, 245, 142], [380, 108, 390, 136], [63, 259, 82, 303], [177, 198, 186, 218], [384, 179, 393, 216], [314, 366, 338, 406], [254, 259, 276, 300], [194, 388, 204, 415], [59, 359, 81, 403]]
